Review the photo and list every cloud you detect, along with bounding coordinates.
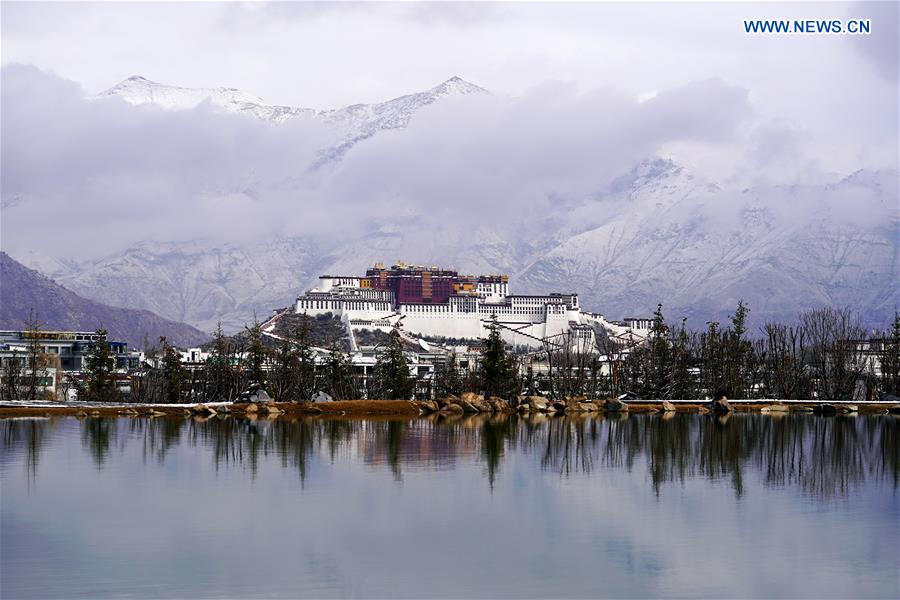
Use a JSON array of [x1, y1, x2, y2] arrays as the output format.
[[847, 1, 899, 82], [0, 65, 753, 258]]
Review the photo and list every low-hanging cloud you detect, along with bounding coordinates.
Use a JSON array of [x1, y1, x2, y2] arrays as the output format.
[[0, 64, 755, 259]]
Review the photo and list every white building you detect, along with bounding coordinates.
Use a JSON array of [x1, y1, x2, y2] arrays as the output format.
[[294, 268, 648, 350]]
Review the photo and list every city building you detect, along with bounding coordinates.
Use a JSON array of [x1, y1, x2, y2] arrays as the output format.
[[0, 330, 141, 400]]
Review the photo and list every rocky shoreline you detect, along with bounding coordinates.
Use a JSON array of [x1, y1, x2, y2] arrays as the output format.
[[1, 395, 897, 419]]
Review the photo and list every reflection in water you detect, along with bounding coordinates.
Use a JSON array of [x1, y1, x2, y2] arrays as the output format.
[[1, 418, 49, 481], [3, 413, 897, 497], [1, 413, 898, 599]]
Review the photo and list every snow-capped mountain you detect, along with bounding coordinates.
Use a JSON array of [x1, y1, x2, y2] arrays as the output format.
[[10, 76, 893, 334], [515, 161, 899, 327], [99, 75, 487, 164], [25, 160, 899, 334]]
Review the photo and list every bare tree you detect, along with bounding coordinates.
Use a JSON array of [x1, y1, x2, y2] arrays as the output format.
[[800, 307, 867, 400], [756, 322, 810, 399]]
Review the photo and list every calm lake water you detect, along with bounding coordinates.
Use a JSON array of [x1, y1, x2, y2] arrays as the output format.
[[1, 412, 898, 599]]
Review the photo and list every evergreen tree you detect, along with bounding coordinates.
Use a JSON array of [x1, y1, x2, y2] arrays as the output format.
[[434, 352, 463, 398], [159, 337, 185, 403], [669, 317, 696, 400], [84, 328, 117, 402], [243, 318, 268, 387], [371, 326, 415, 400], [205, 323, 236, 402], [324, 344, 357, 399], [294, 316, 317, 401], [723, 300, 752, 398], [647, 304, 673, 398], [621, 305, 686, 399], [698, 320, 725, 398], [480, 315, 519, 399]]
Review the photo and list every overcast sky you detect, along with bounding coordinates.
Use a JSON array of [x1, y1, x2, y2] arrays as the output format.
[[1, 1, 897, 258]]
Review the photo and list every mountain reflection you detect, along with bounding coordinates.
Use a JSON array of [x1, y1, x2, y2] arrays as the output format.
[[2, 414, 897, 497]]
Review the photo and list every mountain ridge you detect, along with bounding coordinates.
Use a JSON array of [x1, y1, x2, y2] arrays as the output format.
[[18, 162, 898, 333], [99, 74, 487, 166], [0, 252, 210, 348]]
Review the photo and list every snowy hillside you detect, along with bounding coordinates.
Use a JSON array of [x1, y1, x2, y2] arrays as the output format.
[[515, 161, 899, 327], [9, 76, 892, 333], [25, 160, 899, 333]]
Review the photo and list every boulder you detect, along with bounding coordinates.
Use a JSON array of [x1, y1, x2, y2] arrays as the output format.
[[815, 404, 838, 415], [312, 391, 333, 403], [605, 398, 629, 412], [487, 397, 509, 413], [709, 397, 733, 414], [792, 405, 814, 413], [244, 403, 258, 414], [235, 382, 273, 404], [456, 399, 480, 413], [576, 402, 599, 413], [551, 401, 568, 413], [470, 397, 493, 413], [460, 392, 482, 403], [760, 403, 790, 414], [189, 403, 217, 416], [264, 404, 283, 415], [441, 403, 465, 416], [527, 396, 550, 412], [416, 400, 440, 413], [436, 395, 457, 409], [661, 401, 677, 413]]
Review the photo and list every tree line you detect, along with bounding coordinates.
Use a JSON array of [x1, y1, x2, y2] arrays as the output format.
[[3, 304, 898, 403], [57, 315, 523, 403], [570, 303, 899, 401]]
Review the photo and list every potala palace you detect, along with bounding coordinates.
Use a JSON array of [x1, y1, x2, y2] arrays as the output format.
[[295, 262, 652, 348]]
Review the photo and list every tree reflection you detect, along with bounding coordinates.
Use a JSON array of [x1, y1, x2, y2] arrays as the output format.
[[2, 418, 51, 481], [81, 417, 115, 468], [1, 413, 896, 497]]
